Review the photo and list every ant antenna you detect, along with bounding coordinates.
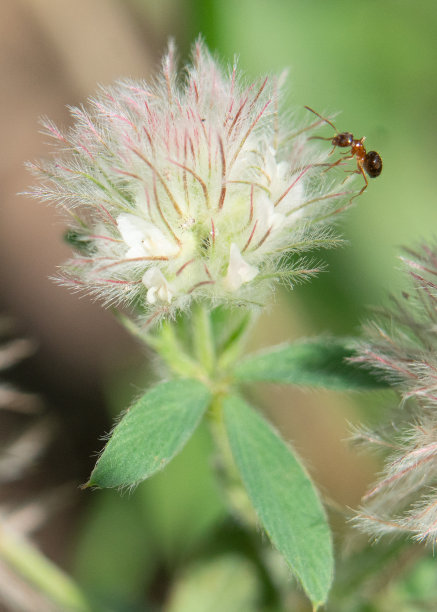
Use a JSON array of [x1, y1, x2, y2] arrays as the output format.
[[304, 105, 338, 133]]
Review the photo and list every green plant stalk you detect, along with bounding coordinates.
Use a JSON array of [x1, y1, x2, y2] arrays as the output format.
[[192, 302, 216, 376], [207, 395, 258, 528], [153, 320, 206, 379], [115, 310, 204, 379], [217, 311, 254, 373], [152, 307, 257, 526], [0, 524, 92, 611]]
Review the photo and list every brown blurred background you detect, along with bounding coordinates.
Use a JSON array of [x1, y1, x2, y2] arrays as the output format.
[[0, 0, 172, 571]]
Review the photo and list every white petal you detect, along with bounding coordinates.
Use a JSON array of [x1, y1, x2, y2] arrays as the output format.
[[125, 245, 148, 259], [157, 284, 172, 303], [255, 195, 284, 231], [117, 213, 150, 249], [142, 267, 173, 304], [142, 226, 179, 257], [146, 286, 157, 304], [277, 177, 304, 217], [117, 213, 178, 258], [224, 243, 258, 292]]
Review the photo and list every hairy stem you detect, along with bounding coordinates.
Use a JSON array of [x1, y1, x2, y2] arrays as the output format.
[[208, 395, 257, 528], [192, 302, 216, 376]]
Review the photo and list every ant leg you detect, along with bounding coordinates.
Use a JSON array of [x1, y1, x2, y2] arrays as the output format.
[[341, 166, 361, 184], [357, 164, 368, 196], [322, 154, 353, 173], [308, 135, 333, 142], [348, 163, 368, 203], [308, 136, 337, 155], [308, 137, 337, 155]]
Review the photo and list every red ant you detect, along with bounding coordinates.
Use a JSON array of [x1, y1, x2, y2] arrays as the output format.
[[304, 106, 382, 200]]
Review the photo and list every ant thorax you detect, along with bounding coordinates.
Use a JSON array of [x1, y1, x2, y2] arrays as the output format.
[[350, 139, 366, 162]]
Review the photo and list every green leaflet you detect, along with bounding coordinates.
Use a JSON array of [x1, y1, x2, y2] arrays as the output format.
[[223, 394, 333, 608], [234, 339, 387, 390], [87, 379, 211, 488]]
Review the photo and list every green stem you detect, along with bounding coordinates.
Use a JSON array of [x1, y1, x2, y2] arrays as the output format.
[[208, 395, 257, 528], [0, 524, 92, 611], [115, 311, 204, 380], [216, 310, 254, 372], [154, 321, 206, 379], [192, 302, 216, 376]]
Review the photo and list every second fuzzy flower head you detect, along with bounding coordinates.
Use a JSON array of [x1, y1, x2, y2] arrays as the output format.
[[30, 41, 348, 325]]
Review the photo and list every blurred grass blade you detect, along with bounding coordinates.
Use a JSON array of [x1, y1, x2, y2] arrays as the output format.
[[223, 394, 333, 608], [234, 339, 387, 390], [87, 379, 211, 488]]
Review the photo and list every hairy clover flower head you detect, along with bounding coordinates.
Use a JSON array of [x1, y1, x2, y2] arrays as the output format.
[[353, 243, 437, 543], [29, 41, 348, 325]]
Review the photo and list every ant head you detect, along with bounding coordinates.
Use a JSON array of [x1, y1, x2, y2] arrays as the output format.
[[333, 132, 353, 147]]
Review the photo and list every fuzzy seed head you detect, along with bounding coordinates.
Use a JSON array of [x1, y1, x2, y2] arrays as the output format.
[[29, 40, 350, 325], [353, 243, 437, 543]]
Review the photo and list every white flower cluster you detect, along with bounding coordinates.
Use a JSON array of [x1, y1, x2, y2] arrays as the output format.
[[29, 41, 347, 325]]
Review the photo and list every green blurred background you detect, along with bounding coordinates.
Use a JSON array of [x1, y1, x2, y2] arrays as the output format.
[[1, 0, 436, 610]]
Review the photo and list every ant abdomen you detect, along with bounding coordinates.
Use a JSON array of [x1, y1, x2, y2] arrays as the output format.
[[364, 151, 383, 178]]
